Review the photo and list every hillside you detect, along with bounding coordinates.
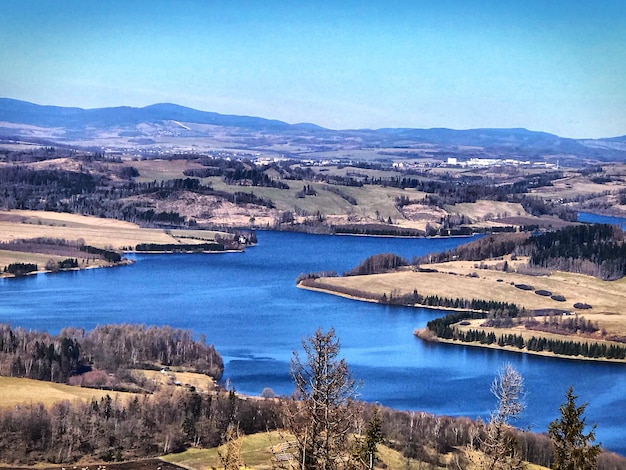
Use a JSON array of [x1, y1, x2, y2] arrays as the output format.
[[2, 98, 625, 161]]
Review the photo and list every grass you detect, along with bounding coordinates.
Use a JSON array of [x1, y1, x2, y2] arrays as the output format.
[[134, 369, 215, 391], [305, 259, 626, 354], [0, 376, 136, 408], [0, 210, 232, 274], [162, 431, 549, 470], [162, 430, 286, 469]]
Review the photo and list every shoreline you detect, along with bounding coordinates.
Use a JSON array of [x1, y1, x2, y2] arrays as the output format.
[[0, 258, 135, 279], [0, 247, 246, 279], [300, 282, 626, 364]]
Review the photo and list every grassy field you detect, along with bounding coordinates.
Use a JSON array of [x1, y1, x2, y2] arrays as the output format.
[[0, 209, 227, 249], [304, 259, 626, 352], [0, 210, 232, 275], [161, 430, 549, 470], [0, 376, 136, 408], [134, 369, 216, 391]]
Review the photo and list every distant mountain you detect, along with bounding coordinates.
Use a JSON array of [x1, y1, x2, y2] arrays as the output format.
[[0, 98, 295, 130], [0, 97, 624, 161]]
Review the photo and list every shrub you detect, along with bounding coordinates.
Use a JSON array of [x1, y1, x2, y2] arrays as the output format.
[[535, 289, 552, 296], [515, 283, 534, 291]]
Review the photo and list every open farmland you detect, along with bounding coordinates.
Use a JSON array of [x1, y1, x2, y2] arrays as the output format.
[[0, 376, 136, 408], [302, 259, 626, 345], [0, 210, 234, 276]]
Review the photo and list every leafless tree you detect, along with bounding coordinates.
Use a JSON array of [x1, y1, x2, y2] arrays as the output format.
[[286, 328, 358, 470], [470, 363, 526, 470]]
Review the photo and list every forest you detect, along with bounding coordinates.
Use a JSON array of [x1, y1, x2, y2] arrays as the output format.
[[420, 223, 626, 280], [0, 326, 622, 469], [0, 324, 223, 386]]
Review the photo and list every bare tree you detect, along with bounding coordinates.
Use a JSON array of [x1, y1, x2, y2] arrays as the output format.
[[218, 423, 245, 470], [470, 363, 526, 470], [286, 328, 358, 470]]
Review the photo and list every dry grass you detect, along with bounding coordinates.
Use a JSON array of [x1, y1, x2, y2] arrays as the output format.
[[0, 376, 136, 408], [134, 369, 215, 391], [531, 173, 626, 200], [162, 430, 286, 469], [0, 210, 231, 274], [447, 201, 530, 223], [0, 209, 221, 249], [307, 260, 626, 341]]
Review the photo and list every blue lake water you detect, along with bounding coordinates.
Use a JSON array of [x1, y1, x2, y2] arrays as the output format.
[[579, 211, 626, 230], [0, 230, 625, 454]]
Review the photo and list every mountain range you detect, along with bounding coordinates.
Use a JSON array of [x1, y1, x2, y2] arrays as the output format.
[[0, 97, 624, 162]]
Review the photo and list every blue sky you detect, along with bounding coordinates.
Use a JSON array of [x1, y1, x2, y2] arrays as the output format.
[[1, 0, 625, 138]]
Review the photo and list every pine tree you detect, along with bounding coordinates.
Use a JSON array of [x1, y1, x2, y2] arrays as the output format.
[[548, 386, 601, 470], [353, 406, 383, 469]]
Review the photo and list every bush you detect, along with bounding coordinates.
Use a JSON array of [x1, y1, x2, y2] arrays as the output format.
[[535, 289, 552, 296], [515, 283, 534, 291]]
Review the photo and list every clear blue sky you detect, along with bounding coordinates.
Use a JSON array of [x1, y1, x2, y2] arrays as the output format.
[[1, 0, 624, 138]]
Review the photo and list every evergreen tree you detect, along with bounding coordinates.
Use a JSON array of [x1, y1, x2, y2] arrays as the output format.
[[353, 406, 383, 469], [548, 386, 601, 470]]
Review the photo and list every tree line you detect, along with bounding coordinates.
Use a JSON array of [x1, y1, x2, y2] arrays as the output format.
[[0, 326, 624, 468], [418, 224, 626, 280], [423, 311, 626, 361], [0, 324, 223, 385]]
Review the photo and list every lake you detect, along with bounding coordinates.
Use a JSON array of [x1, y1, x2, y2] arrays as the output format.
[[1, 229, 625, 455]]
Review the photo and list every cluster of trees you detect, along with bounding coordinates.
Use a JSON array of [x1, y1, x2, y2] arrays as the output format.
[[417, 224, 626, 280], [526, 313, 599, 335], [0, 238, 123, 272], [0, 326, 622, 469], [0, 324, 224, 385], [346, 253, 408, 276], [523, 224, 626, 280], [183, 156, 291, 189], [3, 262, 38, 275], [420, 232, 529, 264], [135, 242, 225, 252], [324, 184, 357, 205], [0, 387, 279, 464], [426, 317, 626, 360], [333, 224, 423, 237]]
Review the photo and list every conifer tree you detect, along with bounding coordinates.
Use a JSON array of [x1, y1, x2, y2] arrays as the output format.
[[548, 386, 601, 470]]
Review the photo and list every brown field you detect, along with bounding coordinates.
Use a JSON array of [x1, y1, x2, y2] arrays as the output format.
[[304, 259, 626, 346], [0, 209, 227, 249], [0, 210, 232, 275], [134, 369, 216, 391], [0, 376, 136, 408], [446, 201, 530, 223]]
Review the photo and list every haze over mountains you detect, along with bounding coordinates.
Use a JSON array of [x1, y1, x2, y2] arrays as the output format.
[[0, 97, 624, 162]]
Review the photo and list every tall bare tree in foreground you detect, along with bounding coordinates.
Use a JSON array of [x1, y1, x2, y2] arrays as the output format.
[[286, 328, 358, 470], [470, 363, 526, 470]]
